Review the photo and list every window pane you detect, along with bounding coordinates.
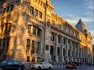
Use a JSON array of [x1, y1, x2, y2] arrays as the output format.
[[32, 41, 35, 54], [33, 26, 36, 35], [26, 39, 30, 53], [30, 7, 34, 15], [28, 25, 31, 34], [51, 32, 55, 41], [37, 28, 42, 37], [39, 11, 42, 18], [6, 38, 10, 52], [7, 6, 10, 12], [46, 45, 49, 50], [35, 9, 38, 17]]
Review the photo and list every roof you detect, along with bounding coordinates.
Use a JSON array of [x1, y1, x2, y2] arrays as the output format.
[[75, 19, 88, 34]]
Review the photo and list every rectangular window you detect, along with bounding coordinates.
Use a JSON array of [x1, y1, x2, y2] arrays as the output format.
[[32, 40, 35, 54], [0, 39, 2, 49], [3, 8, 6, 13], [10, 4, 14, 11], [36, 42, 41, 54], [68, 50, 70, 57], [63, 49, 65, 56], [27, 56, 30, 62], [57, 47, 60, 56], [58, 35, 61, 43], [52, 20, 55, 26], [63, 37, 66, 44], [8, 23, 11, 33], [51, 32, 55, 41], [7, 6, 10, 12], [4, 24, 8, 34], [1, 25, 3, 34], [37, 28, 41, 37], [0, 1, 2, 5], [4, 23, 11, 34], [39, 11, 42, 18], [0, 26, 1, 34], [46, 45, 49, 50], [3, 38, 5, 52], [33, 26, 36, 35], [6, 38, 10, 52], [28, 25, 31, 34], [35, 9, 38, 17], [30, 6, 34, 15], [26, 39, 30, 53], [68, 40, 70, 46]]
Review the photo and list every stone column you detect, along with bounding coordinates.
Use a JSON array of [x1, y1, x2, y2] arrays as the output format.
[[61, 36, 63, 62], [70, 40, 72, 62], [71, 41, 73, 62], [74, 42, 76, 62], [77, 43, 79, 62], [72, 41, 75, 62], [55, 34, 58, 62], [66, 38, 69, 62]]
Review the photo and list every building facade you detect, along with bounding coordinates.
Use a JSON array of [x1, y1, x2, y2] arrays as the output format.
[[0, 0, 93, 64]]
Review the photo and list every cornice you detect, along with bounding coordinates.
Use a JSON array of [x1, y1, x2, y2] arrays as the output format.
[[51, 25, 80, 42]]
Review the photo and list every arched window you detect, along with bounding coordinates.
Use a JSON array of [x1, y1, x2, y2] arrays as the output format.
[[37, 28, 42, 37]]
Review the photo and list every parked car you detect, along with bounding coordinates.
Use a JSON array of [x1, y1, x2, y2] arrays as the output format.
[[0, 58, 4, 63], [0, 60, 25, 70], [31, 62, 53, 70], [65, 62, 76, 69]]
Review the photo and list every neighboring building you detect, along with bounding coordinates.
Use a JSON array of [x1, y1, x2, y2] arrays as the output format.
[[0, 0, 93, 64]]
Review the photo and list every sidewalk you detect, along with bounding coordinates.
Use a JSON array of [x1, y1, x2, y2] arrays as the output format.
[[24, 63, 65, 70], [53, 65, 65, 68], [24, 62, 31, 70]]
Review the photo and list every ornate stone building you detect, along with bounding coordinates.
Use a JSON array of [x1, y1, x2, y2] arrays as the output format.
[[0, 0, 93, 64]]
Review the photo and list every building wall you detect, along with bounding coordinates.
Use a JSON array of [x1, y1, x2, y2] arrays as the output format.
[[0, 0, 93, 64]]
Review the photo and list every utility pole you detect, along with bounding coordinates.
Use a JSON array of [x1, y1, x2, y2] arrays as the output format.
[[43, 0, 47, 61]]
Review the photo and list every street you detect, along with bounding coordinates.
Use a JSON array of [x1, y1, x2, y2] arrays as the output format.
[[53, 66, 94, 70], [25, 65, 94, 70]]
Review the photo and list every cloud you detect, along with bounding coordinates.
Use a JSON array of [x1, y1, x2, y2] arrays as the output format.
[[80, 18, 94, 22], [65, 17, 94, 26], [83, 11, 93, 16], [90, 30, 94, 44], [83, 0, 94, 11], [88, 5, 94, 10], [65, 19, 77, 26], [67, 14, 75, 17], [88, 5, 94, 9], [90, 30, 94, 35]]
